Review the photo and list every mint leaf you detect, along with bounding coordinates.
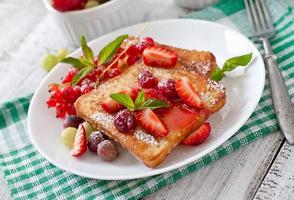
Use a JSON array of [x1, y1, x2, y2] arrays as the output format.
[[81, 36, 94, 62], [98, 34, 128, 65], [210, 67, 224, 81], [61, 57, 87, 70], [134, 90, 145, 108], [139, 99, 169, 110], [110, 93, 135, 111], [222, 53, 252, 71], [210, 52, 253, 81], [72, 67, 93, 86], [80, 57, 97, 68]]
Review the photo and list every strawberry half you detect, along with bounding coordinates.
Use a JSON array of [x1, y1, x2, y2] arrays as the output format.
[[181, 122, 211, 145], [71, 124, 87, 156], [101, 88, 138, 113], [175, 77, 203, 108], [136, 109, 168, 137], [143, 46, 177, 68]]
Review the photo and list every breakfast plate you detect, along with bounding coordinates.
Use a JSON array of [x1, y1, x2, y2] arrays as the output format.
[[28, 19, 265, 180]]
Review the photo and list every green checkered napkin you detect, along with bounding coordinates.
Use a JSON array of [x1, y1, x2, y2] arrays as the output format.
[[1, 0, 293, 199]]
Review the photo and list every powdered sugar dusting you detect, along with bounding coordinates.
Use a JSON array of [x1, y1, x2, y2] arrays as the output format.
[[207, 79, 225, 93], [200, 91, 218, 107], [91, 112, 114, 129], [190, 61, 211, 75], [135, 130, 159, 146]]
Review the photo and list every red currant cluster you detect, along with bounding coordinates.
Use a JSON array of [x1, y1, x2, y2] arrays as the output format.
[[46, 37, 155, 119]]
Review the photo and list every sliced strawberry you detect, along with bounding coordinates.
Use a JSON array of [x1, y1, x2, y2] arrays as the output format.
[[175, 77, 203, 108], [181, 122, 211, 145], [143, 46, 177, 68], [136, 109, 168, 137], [101, 88, 138, 113], [160, 104, 199, 132], [71, 124, 87, 156]]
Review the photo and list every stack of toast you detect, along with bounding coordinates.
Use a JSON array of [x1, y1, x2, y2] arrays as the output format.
[[75, 39, 226, 168]]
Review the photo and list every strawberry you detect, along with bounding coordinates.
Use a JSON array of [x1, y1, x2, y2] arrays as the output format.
[[101, 88, 138, 113], [51, 0, 86, 12], [175, 77, 203, 108], [136, 109, 168, 137], [181, 122, 211, 145], [142, 46, 177, 68], [71, 124, 87, 156]]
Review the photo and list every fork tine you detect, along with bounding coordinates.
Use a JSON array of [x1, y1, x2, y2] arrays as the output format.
[[260, 0, 274, 30], [255, 0, 267, 30], [244, 0, 256, 31], [249, 0, 262, 32]]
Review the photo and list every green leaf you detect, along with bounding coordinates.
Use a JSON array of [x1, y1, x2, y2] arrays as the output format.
[[210, 67, 224, 81], [110, 93, 135, 111], [80, 57, 97, 68], [81, 36, 94, 62], [222, 53, 253, 72], [134, 90, 145, 108], [98, 34, 128, 65], [138, 99, 169, 110], [72, 67, 93, 86], [61, 57, 87, 70]]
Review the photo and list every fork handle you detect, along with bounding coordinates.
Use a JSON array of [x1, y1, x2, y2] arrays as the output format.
[[262, 38, 294, 144]]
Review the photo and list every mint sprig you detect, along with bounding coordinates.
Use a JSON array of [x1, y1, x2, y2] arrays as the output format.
[[211, 53, 253, 81], [110, 90, 169, 112], [98, 34, 128, 65], [60, 34, 128, 86]]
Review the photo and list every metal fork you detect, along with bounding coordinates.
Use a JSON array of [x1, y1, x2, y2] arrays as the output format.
[[244, 0, 294, 144]]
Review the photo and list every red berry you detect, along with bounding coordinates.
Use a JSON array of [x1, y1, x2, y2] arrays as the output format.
[[46, 97, 57, 108], [60, 86, 74, 102], [126, 45, 139, 56], [66, 103, 76, 115], [51, 0, 86, 12], [55, 103, 66, 118], [138, 70, 156, 88], [117, 47, 125, 54], [141, 37, 155, 46], [62, 68, 78, 84], [114, 109, 137, 133], [136, 37, 155, 53], [71, 124, 87, 157], [175, 77, 203, 109], [52, 90, 62, 102], [144, 88, 170, 103], [80, 84, 94, 94], [126, 56, 139, 66], [157, 79, 179, 100], [143, 46, 177, 68], [136, 109, 167, 137], [181, 122, 211, 145], [107, 68, 121, 78]]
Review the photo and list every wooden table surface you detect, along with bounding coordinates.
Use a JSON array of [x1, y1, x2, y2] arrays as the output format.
[[0, 0, 294, 199]]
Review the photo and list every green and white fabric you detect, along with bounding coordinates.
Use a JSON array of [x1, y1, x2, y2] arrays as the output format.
[[1, 0, 293, 199]]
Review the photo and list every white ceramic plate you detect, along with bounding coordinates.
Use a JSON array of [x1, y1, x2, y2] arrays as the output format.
[[28, 19, 265, 180]]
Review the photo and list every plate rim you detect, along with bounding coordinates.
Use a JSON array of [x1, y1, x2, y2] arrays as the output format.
[[28, 18, 265, 180]]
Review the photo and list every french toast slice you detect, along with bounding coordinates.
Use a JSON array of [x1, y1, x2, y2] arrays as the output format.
[[75, 45, 226, 168]]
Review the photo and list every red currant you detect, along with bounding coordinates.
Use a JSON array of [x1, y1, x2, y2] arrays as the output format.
[[126, 45, 139, 56], [62, 68, 78, 84], [46, 97, 57, 108], [55, 103, 66, 118]]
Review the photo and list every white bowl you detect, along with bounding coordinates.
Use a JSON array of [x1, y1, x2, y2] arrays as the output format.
[[43, 0, 145, 46]]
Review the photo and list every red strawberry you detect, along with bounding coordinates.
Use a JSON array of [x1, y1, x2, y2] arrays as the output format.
[[175, 77, 203, 108], [136, 109, 168, 137], [101, 88, 138, 113], [142, 46, 177, 68], [181, 122, 211, 145], [51, 0, 86, 12], [71, 124, 87, 156]]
